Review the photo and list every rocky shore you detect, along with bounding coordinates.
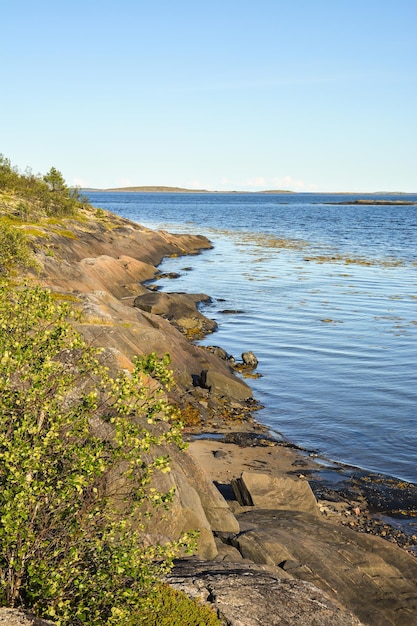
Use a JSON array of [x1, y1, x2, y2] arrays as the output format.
[[23, 207, 417, 625]]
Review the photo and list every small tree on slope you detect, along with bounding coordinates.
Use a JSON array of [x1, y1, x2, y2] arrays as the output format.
[[0, 282, 192, 625]]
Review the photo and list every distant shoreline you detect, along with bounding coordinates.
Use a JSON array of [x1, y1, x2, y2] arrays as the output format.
[[328, 199, 417, 206], [83, 186, 295, 194], [82, 186, 415, 196]]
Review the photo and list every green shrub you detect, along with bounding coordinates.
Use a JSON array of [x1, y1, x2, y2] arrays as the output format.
[[0, 283, 193, 625], [0, 223, 38, 275], [140, 584, 222, 626], [95, 207, 106, 219]]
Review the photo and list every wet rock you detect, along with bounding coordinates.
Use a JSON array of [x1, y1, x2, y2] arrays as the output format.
[[351, 471, 417, 515], [133, 291, 217, 337], [219, 309, 244, 314], [310, 466, 417, 552], [204, 345, 232, 361], [156, 271, 181, 279], [242, 351, 258, 368], [311, 467, 417, 517], [223, 431, 282, 447], [168, 559, 363, 626]]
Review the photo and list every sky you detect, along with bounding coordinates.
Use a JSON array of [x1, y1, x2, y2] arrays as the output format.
[[1, 0, 416, 192]]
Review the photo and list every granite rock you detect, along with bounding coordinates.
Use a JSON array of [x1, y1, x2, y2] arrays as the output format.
[[0, 608, 54, 626], [168, 559, 363, 626], [231, 471, 319, 515], [233, 509, 417, 626]]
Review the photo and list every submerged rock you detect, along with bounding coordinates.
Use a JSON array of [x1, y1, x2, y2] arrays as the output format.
[[155, 271, 181, 279], [219, 308, 244, 314]]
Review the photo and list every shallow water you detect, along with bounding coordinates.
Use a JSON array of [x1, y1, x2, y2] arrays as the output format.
[[87, 192, 417, 484]]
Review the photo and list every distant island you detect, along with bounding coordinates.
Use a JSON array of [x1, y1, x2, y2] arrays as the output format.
[[81, 187, 416, 198], [105, 186, 210, 193], [88, 186, 295, 194], [330, 199, 417, 206]]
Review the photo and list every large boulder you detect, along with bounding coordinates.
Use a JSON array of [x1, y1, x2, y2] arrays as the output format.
[[242, 351, 258, 368], [202, 369, 253, 401], [231, 471, 319, 515]]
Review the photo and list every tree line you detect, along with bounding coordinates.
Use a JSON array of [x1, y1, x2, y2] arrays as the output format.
[[0, 154, 87, 220]]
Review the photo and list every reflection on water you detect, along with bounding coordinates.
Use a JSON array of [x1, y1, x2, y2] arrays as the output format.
[[86, 192, 417, 484]]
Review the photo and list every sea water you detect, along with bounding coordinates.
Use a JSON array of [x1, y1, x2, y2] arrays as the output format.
[[86, 192, 417, 485]]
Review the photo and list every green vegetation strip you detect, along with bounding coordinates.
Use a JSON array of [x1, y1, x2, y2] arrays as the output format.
[[0, 154, 222, 625]]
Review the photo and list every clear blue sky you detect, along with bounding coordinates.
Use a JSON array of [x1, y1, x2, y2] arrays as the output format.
[[2, 1, 416, 192]]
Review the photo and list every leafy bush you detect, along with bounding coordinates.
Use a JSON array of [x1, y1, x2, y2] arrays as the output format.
[[140, 584, 221, 625], [0, 225, 38, 275], [0, 283, 193, 625]]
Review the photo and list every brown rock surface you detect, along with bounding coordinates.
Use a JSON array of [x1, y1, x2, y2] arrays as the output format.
[[203, 369, 253, 401], [141, 443, 240, 559], [29, 211, 253, 419], [234, 509, 417, 626], [26, 210, 247, 561], [187, 437, 417, 626]]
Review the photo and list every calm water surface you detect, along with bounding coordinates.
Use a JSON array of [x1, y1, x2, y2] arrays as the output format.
[[87, 192, 417, 484]]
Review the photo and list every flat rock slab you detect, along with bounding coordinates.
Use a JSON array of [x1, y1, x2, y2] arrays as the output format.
[[168, 559, 363, 626], [133, 291, 217, 337], [235, 509, 417, 626]]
